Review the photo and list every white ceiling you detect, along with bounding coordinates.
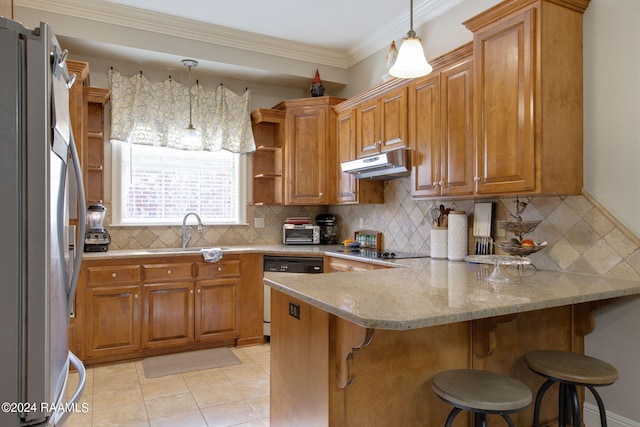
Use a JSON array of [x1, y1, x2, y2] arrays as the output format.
[[101, 0, 454, 53], [14, 0, 465, 89]]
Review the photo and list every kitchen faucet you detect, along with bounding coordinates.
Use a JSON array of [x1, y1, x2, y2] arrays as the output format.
[[182, 212, 204, 248]]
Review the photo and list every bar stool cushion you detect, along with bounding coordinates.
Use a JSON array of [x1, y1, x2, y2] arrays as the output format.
[[525, 350, 619, 385], [432, 369, 532, 412]]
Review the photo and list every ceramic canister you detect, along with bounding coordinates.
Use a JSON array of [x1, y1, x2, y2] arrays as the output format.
[[430, 227, 448, 259], [447, 210, 468, 261]]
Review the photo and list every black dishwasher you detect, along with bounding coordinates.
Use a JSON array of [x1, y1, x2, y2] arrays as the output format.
[[263, 256, 324, 336], [264, 255, 324, 274]]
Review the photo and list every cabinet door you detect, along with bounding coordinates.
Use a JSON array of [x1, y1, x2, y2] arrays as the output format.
[[440, 58, 474, 197], [474, 9, 535, 194], [336, 109, 357, 203], [195, 278, 239, 342], [410, 73, 441, 198], [285, 106, 328, 204], [356, 98, 381, 158], [85, 284, 141, 358], [380, 86, 408, 152], [142, 282, 194, 349]]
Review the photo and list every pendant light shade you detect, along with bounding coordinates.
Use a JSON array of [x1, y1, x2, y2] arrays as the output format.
[[389, 0, 432, 79], [182, 59, 199, 145]]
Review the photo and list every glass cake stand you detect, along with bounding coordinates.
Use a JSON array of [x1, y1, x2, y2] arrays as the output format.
[[465, 255, 531, 283]]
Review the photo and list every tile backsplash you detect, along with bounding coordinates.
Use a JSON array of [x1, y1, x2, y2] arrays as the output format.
[[104, 176, 640, 280]]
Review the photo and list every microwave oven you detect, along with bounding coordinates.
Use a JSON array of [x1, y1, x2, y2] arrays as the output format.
[[283, 224, 320, 245]]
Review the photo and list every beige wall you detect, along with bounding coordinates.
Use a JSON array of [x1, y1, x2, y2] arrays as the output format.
[[582, 0, 640, 420]]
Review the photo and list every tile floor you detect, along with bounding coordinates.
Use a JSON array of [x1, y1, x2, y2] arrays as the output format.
[[64, 344, 271, 427]]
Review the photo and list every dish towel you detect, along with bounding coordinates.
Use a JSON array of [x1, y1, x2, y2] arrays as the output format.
[[201, 248, 223, 263]]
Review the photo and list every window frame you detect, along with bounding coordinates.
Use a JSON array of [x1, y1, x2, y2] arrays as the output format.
[[110, 140, 249, 227]]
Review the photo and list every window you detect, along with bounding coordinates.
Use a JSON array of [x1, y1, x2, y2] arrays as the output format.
[[111, 141, 248, 226]]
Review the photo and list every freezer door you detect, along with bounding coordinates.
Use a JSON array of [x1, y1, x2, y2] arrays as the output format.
[[0, 18, 24, 427]]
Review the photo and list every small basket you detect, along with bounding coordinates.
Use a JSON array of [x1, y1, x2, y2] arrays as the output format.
[[496, 241, 547, 257]]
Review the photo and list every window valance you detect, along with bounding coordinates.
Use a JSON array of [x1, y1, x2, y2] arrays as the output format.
[[109, 70, 255, 153]]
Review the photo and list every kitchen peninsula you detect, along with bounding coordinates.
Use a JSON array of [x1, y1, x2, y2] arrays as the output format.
[[264, 259, 640, 426]]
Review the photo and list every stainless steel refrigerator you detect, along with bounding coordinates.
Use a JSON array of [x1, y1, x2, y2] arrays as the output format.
[[0, 18, 87, 426]]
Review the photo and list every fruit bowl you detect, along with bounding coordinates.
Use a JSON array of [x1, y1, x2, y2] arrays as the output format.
[[496, 241, 547, 257]]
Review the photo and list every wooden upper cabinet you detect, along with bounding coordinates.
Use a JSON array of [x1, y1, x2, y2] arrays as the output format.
[[336, 109, 358, 203], [440, 55, 475, 197], [251, 97, 344, 205], [410, 44, 474, 198], [285, 103, 331, 204], [471, 9, 535, 194], [465, 0, 587, 196], [356, 86, 408, 158], [335, 108, 384, 204], [84, 87, 110, 204], [66, 61, 110, 205], [411, 72, 441, 197], [0, 0, 13, 18], [273, 96, 345, 205]]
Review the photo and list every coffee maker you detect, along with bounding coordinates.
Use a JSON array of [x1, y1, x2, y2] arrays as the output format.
[[316, 213, 338, 245], [84, 203, 111, 252]]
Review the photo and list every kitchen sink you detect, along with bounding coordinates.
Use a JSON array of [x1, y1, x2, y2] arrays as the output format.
[[141, 247, 228, 254]]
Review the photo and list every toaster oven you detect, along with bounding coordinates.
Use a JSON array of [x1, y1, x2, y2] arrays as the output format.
[[283, 224, 320, 245]]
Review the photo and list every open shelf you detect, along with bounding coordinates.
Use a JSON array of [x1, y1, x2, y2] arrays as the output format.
[[251, 108, 285, 205]]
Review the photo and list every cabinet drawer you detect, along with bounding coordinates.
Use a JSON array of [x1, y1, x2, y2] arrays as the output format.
[[196, 259, 241, 278], [87, 265, 140, 285], [142, 263, 193, 282]]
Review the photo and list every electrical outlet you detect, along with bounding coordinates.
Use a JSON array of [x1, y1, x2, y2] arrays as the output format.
[[288, 301, 300, 320], [254, 217, 265, 228], [359, 218, 364, 229]]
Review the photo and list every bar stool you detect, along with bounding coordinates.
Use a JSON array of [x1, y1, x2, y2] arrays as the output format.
[[524, 350, 619, 427], [432, 369, 532, 427]]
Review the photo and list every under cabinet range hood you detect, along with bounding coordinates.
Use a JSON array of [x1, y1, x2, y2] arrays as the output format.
[[340, 148, 411, 180]]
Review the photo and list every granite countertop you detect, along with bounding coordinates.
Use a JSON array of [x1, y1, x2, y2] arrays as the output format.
[[264, 258, 640, 330], [81, 244, 403, 268], [84, 246, 640, 332]]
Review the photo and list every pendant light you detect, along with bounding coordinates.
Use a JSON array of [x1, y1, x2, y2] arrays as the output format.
[[181, 59, 199, 144], [389, 0, 433, 79]]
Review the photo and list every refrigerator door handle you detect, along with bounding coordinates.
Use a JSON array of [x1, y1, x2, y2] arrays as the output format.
[[50, 352, 86, 426], [54, 48, 76, 89], [67, 128, 86, 316]]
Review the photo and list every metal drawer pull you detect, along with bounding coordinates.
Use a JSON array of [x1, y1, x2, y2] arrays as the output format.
[[111, 272, 117, 278]]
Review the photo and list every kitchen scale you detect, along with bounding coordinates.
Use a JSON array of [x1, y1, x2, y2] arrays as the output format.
[[84, 203, 111, 252]]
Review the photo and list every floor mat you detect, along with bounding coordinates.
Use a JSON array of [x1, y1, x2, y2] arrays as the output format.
[[142, 347, 241, 378]]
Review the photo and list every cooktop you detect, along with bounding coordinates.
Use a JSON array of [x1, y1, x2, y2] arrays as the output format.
[[334, 248, 429, 260]]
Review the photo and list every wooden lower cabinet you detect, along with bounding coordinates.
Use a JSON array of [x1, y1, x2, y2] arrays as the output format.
[[77, 253, 262, 364], [271, 289, 598, 426], [85, 284, 141, 359], [142, 281, 194, 349], [195, 278, 239, 342]]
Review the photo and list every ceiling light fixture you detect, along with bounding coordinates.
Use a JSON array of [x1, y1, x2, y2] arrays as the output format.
[[182, 58, 199, 142], [389, 0, 433, 79]]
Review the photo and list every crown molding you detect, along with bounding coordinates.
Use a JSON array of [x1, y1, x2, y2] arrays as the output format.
[[16, 0, 464, 71], [16, 0, 349, 68]]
